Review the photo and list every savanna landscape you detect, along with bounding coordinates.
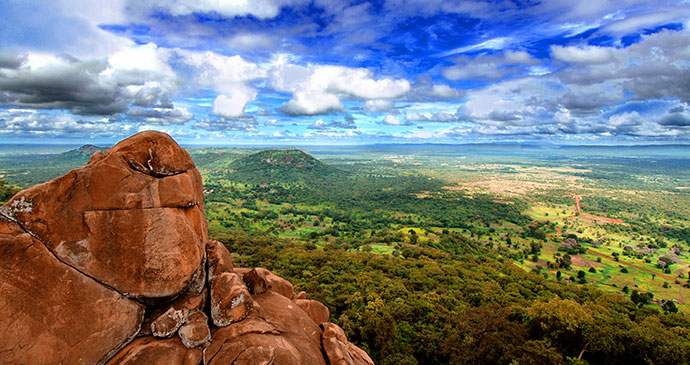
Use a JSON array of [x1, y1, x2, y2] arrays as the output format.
[[3, 1, 690, 364], [2, 142, 689, 364]]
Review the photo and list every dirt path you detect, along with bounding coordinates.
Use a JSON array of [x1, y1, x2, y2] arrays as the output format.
[[567, 192, 625, 224], [583, 248, 679, 283], [529, 191, 684, 303]]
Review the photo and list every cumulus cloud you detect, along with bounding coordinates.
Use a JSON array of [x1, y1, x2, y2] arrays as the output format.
[[364, 99, 394, 113], [307, 116, 357, 130], [270, 63, 410, 116], [659, 108, 690, 126], [0, 109, 131, 137], [442, 51, 540, 81], [0, 52, 27, 69], [175, 50, 266, 118], [0, 45, 178, 115], [308, 119, 328, 130], [552, 29, 690, 104], [382, 114, 413, 126], [551, 45, 614, 64], [264, 119, 283, 127], [127, 0, 303, 19], [404, 111, 457, 123], [280, 91, 344, 116], [126, 106, 193, 125], [193, 117, 257, 132], [406, 76, 464, 101]]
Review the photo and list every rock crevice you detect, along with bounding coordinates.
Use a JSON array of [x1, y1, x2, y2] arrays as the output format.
[[0, 131, 372, 365]]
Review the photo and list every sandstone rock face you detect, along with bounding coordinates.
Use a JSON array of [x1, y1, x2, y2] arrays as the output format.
[[0, 222, 143, 364], [1, 131, 206, 300], [296, 298, 331, 324], [179, 312, 211, 349], [322, 323, 375, 365], [0, 131, 372, 364]]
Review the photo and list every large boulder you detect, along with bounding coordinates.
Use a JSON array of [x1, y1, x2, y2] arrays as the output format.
[[0, 222, 144, 364], [206, 291, 327, 365], [1, 131, 207, 300], [0, 131, 372, 364]]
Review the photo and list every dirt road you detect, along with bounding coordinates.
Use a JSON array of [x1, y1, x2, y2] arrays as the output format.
[[567, 192, 625, 224], [531, 192, 683, 301]]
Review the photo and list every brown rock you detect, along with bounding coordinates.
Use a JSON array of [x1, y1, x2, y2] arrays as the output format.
[[107, 337, 202, 365], [0, 131, 373, 365], [321, 323, 374, 365], [0, 220, 143, 364], [141, 289, 206, 337], [206, 291, 327, 365], [1, 131, 206, 300], [295, 291, 308, 299], [242, 268, 268, 294], [151, 307, 186, 338], [296, 299, 330, 324], [178, 312, 211, 348], [207, 239, 234, 280], [210, 272, 253, 327], [236, 267, 295, 299]]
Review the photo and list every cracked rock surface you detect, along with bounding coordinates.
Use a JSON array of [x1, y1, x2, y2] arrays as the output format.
[[0, 131, 372, 364]]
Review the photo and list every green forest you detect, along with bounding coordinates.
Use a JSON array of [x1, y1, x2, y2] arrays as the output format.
[[2, 144, 690, 364]]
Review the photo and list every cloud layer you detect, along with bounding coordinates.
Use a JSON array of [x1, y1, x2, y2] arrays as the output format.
[[1, 0, 689, 143]]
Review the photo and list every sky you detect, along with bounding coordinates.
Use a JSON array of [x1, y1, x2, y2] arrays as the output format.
[[1, 0, 690, 145]]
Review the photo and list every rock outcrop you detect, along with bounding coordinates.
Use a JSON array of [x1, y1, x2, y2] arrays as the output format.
[[0, 131, 372, 365]]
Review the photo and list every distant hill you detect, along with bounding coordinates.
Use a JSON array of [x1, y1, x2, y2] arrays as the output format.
[[227, 148, 341, 184], [60, 144, 105, 159], [0, 144, 107, 187]]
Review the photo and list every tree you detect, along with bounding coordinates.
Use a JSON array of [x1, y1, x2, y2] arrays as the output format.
[[662, 300, 678, 313]]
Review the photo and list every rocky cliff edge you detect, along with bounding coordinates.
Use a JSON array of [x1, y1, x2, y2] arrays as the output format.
[[0, 131, 373, 365]]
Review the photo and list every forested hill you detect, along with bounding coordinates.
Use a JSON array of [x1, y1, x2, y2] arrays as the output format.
[[0, 144, 106, 187], [227, 148, 342, 184], [59, 144, 104, 159]]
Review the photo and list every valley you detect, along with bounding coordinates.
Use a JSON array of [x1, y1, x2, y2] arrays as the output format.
[[2, 143, 690, 364]]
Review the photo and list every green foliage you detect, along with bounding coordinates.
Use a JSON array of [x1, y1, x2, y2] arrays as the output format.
[[214, 228, 690, 364], [0, 178, 21, 203], [0, 144, 104, 187], [226, 148, 342, 184]]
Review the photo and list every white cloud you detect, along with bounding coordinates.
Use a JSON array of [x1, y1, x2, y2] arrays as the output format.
[[212, 87, 257, 119], [0, 44, 179, 115], [128, 0, 301, 19], [406, 76, 464, 100], [551, 45, 614, 64], [439, 37, 513, 57], [604, 10, 690, 34], [281, 91, 344, 116], [309, 119, 328, 130], [364, 99, 394, 112], [404, 112, 428, 122], [225, 33, 276, 51], [383, 115, 402, 125], [270, 63, 410, 115], [126, 106, 193, 125], [0, 109, 130, 137], [442, 51, 540, 81], [176, 50, 266, 118], [552, 29, 690, 102]]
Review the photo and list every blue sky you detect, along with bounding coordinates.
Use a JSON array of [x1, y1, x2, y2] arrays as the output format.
[[1, 0, 690, 145]]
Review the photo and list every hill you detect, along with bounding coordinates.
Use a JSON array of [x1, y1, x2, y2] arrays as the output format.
[[59, 144, 105, 159], [227, 148, 342, 184], [0, 144, 107, 187]]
